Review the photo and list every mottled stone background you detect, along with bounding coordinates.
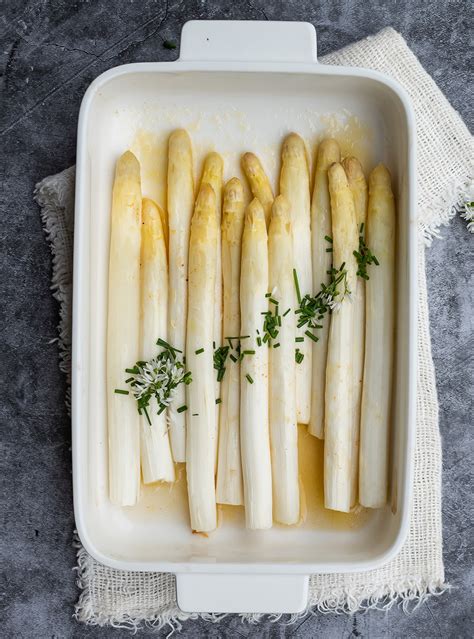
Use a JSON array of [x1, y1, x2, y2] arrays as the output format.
[[1, 1, 472, 637]]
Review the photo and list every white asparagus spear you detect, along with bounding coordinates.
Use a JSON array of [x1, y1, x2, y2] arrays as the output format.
[[139, 198, 175, 484], [268, 195, 299, 525], [342, 157, 368, 507], [167, 129, 194, 462], [280, 133, 313, 424], [216, 178, 245, 505], [324, 163, 358, 512], [186, 183, 218, 532], [200, 152, 224, 457], [240, 198, 272, 529], [241, 152, 274, 227], [107, 151, 142, 506], [309, 139, 341, 439], [359, 164, 395, 508]]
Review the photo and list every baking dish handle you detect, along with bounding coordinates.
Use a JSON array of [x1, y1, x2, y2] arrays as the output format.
[[176, 572, 309, 614], [179, 20, 318, 63]]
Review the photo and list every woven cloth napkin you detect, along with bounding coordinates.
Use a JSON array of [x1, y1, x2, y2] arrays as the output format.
[[35, 27, 472, 631]]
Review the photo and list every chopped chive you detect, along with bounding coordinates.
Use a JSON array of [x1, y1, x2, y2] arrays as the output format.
[[143, 406, 152, 426], [192, 413, 199, 416], [215, 398, 222, 405], [245, 374, 254, 384], [163, 40, 177, 50], [230, 354, 237, 363], [213, 341, 216, 349], [156, 338, 182, 353], [305, 330, 319, 342], [256, 336, 262, 347], [293, 268, 302, 304], [177, 405, 187, 413], [125, 377, 134, 383], [157, 404, 166, 415], [269, 297, 278, 305], [283, 307, 291, 317], [114, 389, 129, 395], [125, 367, 138, 374], [217, 368, 225, 382], [195, 347, 204, 354], [373, 256, 380, 266], [326, 247, 333, 252], [273, 342, 280, 348], [243, 350, 255, 355], [325, 235, 333, 243], [277, 316, 282, 326], [295, 336, 304, 343], [265, 292, 271, 298]]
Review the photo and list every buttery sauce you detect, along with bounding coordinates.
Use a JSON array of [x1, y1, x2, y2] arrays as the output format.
[[140, 425, 369, 532]]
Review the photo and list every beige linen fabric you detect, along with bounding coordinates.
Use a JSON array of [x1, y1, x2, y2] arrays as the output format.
[[35, 27, 472, 630]]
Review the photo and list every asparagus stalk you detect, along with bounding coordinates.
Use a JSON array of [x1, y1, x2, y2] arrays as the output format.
[[359, 164, 395, 508], [268, 195, 299, 525], [309, 139, 340, 439], [240, 198, 272, 529], [342, 157, 368, 506], [200, 152, 224, 457], [241, 152, 274, 227], [186, 183, 218, 532], [324, 163, 358, 512], [107, 151, 142, 506], [216, 178, 245, 506], [167, 129, 194, 463], [139, 198, 175, 484], [279, 133, 313, 424]]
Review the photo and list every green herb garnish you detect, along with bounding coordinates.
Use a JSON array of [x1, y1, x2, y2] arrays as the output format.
[[246, 373, 254, 384], [163, 40, 177, 50], [120, 340, 191, 421], [354, 223, 379, 280], [214, 345, 230, 382]]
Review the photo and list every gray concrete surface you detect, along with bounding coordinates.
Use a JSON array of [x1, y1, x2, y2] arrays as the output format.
[[1, 1, 472, 637]]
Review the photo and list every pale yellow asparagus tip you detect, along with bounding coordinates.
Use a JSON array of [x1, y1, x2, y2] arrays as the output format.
[[246, 197, 266, 226], [169, 128, 192, 149], [194, 182, 216, 223], [142, 198, 167, 255], [282, 132, 309, 166], [342, 156, 365, 181], [328, 161, 350, 189], [223, 178, 244, 237], [223, 177, 244, 207], [370, 163, 393, 190], [317, 139, 340, 170], [241, 153, 274, 221], [201, 152, 224, 184], [271, 194, 291, 223], [115, 150, 140, 179]]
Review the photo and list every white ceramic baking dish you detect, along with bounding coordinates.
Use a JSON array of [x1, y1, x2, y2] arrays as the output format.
[[72, 20, 417, 614]]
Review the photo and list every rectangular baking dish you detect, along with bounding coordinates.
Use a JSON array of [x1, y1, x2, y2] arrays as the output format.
[[72, 20, 417, 614]]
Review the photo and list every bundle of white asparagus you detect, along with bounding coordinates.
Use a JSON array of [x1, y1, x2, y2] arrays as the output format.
[[106, 129, 395, 528]]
